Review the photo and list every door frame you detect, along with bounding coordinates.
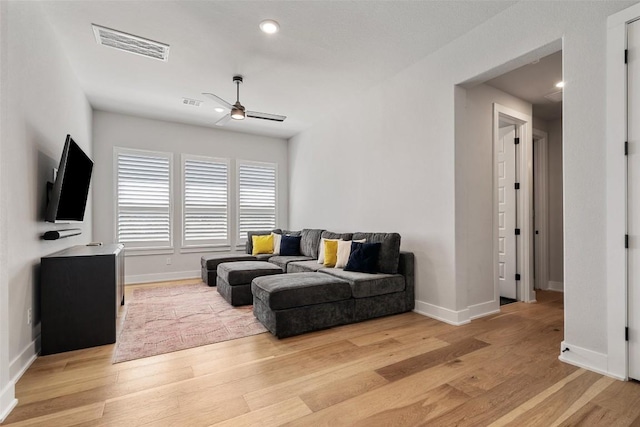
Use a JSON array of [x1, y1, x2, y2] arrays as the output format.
[[493, 103, 535, 304], [533, 128, 550, 291], [606, 2, 640, 381]]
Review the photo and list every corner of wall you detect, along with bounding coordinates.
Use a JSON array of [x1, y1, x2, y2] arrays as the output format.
[[0, 384, 17, 424], [559, 341, 623, 380], [414, 300, 470, 326]]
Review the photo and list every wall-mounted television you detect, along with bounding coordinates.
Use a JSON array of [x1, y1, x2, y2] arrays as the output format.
[[45, 135, 93, 223]]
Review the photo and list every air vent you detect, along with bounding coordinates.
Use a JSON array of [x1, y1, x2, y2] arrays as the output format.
[[182, 98, 203, 107], [544, 90, 563, 103], [92, 24, 170, 62]]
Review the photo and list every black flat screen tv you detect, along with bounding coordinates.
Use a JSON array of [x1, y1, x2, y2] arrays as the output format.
[[45, 135, 93, 223]]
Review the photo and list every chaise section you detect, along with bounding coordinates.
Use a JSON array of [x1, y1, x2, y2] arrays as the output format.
[[252, 272, 353, 337], [201, 254, 257, 286], [287, 260, 325, 273], [217, 261, 282, 306], [319, 268, 405, 298]]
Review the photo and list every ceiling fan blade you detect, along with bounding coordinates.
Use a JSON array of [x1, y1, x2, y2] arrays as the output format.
[[202, 92, 233, 110], [215, 114, 232, 126], [246, 111, 287, 122]]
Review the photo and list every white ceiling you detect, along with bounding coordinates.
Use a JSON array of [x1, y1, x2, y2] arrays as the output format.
[[485, 51, 563, 121], [39, 1, 516, 139]]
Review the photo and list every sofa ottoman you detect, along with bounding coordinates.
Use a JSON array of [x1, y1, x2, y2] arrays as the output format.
[[201, 254, 257, 286], [217, 261, 283, 306], [252, 272, 353, 338]]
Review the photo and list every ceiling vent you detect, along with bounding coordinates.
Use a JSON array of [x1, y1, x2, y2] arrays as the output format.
[[544, 90, 563, 103], [182, 98, 202, 107], [92, 24, 170, 62]]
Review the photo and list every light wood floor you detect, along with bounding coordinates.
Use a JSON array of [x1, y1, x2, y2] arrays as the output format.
[[3, 283, 640, 426]]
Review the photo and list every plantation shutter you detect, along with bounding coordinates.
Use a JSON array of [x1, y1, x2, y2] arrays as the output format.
[[238, 162, 277, 240], [116, 150, 172, 248], [183, 157, 229, 246]]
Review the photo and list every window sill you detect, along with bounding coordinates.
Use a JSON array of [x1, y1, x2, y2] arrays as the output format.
[[180, 245, 233, 254], [123, 247, 175, 257]]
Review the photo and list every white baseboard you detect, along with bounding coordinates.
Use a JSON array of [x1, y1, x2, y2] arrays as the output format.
[[0, 382, 17, 423], [126, 270, 200, 285], [9, 338, 39, 383], [469, 299, 500, 320], [548, 281, 564, 292], [558, 341, 623, 379], [414, 300, 470, 326]]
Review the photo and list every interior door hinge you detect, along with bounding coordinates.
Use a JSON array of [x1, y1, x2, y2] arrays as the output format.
[[515, 228, 521, 235], [514, 183, 520, 190], [626, 326, 629, 341], [514, 137, 520, 145], [626, 141, 629, 156], [626, 49, 629, 64], [515, 274, 521, 281], [626, 234, 629, 249]]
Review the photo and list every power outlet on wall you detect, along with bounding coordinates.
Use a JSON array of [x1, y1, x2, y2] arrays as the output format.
[[27, 308, 32, 325], [166, 257, 172, 265]]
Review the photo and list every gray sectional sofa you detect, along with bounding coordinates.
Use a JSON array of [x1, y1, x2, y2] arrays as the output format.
[[201, 228, 415, 338]]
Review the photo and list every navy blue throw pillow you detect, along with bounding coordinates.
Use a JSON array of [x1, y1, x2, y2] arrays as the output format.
[[344, 242, 381, 273], [279, 235, 302, 256]]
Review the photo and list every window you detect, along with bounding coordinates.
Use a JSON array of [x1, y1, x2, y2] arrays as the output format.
[[182, 155, 229, 248], [115, 148, 172, 251], [237, 161, 277, 241]]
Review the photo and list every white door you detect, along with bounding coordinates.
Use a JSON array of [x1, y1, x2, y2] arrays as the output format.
[[498, 124, 517, 300], [628, 18, 640, 380]]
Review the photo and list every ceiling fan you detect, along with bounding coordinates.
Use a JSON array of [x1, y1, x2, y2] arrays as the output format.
[[202, 75, 286, 126]]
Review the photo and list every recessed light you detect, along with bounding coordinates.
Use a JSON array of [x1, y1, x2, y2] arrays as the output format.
[[555, 81, 565, 88], [259, 19, 280, 34], [214, 107, 225, 113]]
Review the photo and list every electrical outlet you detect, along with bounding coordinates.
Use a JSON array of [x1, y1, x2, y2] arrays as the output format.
[[27, 308, 32, 325], [166, 257, 172, 265]]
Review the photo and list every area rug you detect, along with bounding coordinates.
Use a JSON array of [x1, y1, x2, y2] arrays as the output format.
[[113, 282, 267, 363]]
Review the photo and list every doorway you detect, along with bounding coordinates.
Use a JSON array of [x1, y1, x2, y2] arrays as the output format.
[[497, 120, 517, 301], [533, 129, 549, 292], [493, 105, 532, 303], [485, 51, 564, 305]]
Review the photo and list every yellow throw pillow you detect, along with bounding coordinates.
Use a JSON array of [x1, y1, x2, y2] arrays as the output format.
[[252, 234, 274, 255], [324, 240, 339, 267], [318, 238, 338, 264]]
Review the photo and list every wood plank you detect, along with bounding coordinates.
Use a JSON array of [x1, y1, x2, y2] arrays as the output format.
[[487, 369, 593, 426], [427, 374, 549, 426], [375, 337, 490, 382], [556, 402, 635, 427], [244, 337, 449, 411], [299, 371, 389, 411], [210, 397, 312, 427], [350, 383, 470, 426], [1, 403, 104, 427]]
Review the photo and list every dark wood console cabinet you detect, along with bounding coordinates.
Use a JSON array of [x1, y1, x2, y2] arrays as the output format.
[[40, 244, 125, 355]]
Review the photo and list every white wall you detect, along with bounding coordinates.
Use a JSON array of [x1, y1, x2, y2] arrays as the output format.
[[533, 117, 549, 133], [548, 117, 564, 286], [456, 84, 532, 314], [0, 1, 12, 421], [289, 1, 635, 374], [92, 111, 288, 284], [0, 2, 93, 419]]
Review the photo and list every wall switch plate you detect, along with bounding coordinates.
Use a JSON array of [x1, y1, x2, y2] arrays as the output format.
[[166, 257, 171, 265], [27, 308, 32, 325]]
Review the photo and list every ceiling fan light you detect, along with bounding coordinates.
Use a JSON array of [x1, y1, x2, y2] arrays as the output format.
[[231, 107, 245, 120]]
